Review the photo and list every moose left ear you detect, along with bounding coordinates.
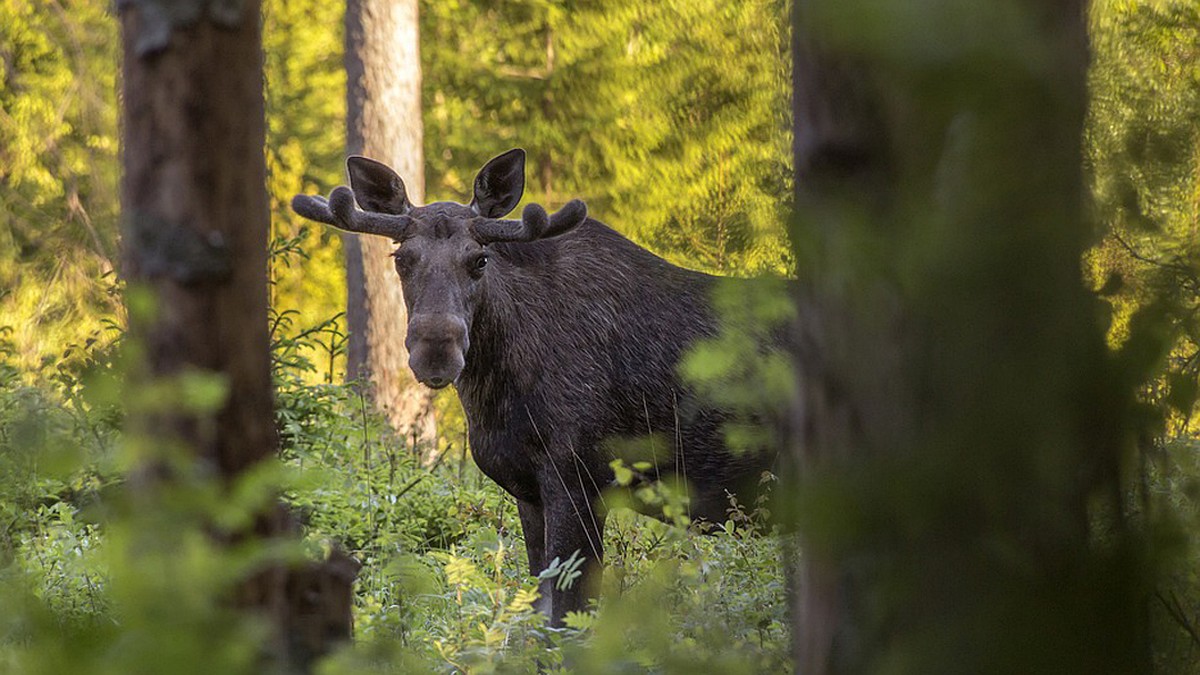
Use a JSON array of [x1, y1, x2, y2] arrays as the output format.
[[470, 149, 525, 218], [347, 156, 412, 215]]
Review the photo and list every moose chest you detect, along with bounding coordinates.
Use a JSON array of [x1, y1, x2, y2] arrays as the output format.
[[457, 385, 546, 504], [466, 424, 543, 504]]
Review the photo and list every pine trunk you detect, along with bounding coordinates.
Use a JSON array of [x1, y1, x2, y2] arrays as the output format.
[[121, 0, 276, 487], [120, 4, 356, 670], [344, 0, 436, 443]]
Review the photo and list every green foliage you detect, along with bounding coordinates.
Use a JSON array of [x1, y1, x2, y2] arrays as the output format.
[[1, 0, 349, 382], [1087, 2, 1200, 668], [562, 501, 788, 675], [263, 0, 350, 384], [420, 0, 793, 275], [1088, 0, 1200, 425], [3, 0, 794, 385], [0, 327, 297, 675], [0, 0, 121, 372], [0, 318, 790, 672], [681, 278, 796, 454], [1146, 435, 1200, 670]]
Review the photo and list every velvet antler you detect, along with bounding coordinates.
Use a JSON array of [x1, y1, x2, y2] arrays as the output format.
[[291, 186, 416, 242], [470, 199, 588, 244]]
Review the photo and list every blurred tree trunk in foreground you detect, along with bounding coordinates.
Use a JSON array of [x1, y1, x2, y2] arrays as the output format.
[[344, 0, 436, 442], [788, 1, 1147, 671], [119, 3, 354, 670]]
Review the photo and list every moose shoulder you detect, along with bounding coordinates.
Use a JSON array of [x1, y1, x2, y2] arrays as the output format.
[[292, 149, 782, 625]]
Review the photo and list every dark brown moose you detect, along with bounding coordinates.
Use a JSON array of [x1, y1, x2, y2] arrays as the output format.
[[292, 149, 779, 625]]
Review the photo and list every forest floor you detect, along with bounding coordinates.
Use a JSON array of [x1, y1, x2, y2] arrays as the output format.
[[0, 326, 790, 673]]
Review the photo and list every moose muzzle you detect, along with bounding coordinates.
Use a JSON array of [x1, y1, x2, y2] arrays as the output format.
[[406, 313, 468, 389]]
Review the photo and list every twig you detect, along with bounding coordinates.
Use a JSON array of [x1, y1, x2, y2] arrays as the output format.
[[1112, 232, 1200, 291], [1156, 588, 1200, 649]]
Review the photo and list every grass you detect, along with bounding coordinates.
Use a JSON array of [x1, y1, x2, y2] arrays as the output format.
[[0, 321, 791, 674]]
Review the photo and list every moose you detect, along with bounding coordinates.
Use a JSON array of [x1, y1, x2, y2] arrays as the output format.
[[292, 149, 783, 624]]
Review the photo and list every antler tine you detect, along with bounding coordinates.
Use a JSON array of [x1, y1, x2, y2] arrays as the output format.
[[470, 216, 530, 245], [518, 203, 550, 238], [546, 199, 587, 237], [292, 186, 415, 242], [329, 187, 417, 241], [471, 200, 587, 244], [291, 193, 336, 225]]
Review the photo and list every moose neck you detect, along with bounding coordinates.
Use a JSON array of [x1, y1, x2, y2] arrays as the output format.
[[453, 240, 554, 417], [450, 222, 719, 423]]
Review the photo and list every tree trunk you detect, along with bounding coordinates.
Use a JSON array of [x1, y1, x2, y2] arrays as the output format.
[[120, 4, 355, 670], [121, 2, 276, 479], [788, 1, 1146, 671], [344, 0, 436, 443]]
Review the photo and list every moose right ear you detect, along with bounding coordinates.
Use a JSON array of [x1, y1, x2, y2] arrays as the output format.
[[346, 156, 412, 215], [471, 149, 526, 218]]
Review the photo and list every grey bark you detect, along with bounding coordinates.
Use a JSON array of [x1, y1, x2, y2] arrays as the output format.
[[344, 0, 436, 442]]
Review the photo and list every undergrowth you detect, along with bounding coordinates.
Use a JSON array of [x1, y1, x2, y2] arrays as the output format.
[[0, 316, 791, 673]]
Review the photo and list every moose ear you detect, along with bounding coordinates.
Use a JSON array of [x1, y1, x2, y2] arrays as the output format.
[[471, 149, 525, 218], [346, 156, 412, 215]]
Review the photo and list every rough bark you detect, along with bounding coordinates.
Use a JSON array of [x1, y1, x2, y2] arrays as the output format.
[[121, 1, 276, 482], [788, 1, 1144, 672], [344, 0, 436, 442], [120, 4, 355, 670]]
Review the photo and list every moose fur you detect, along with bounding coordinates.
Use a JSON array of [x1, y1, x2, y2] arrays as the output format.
[[292, 149, 779, 624]]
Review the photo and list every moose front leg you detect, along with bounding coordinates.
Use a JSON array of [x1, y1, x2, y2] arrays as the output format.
[[540, 479, 606, 626], [517, 499, 546, 573], [516, 499, 551, 616]]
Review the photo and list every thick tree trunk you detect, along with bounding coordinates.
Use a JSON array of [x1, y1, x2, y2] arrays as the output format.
[[121, 0, 276, 485], [787, 8, 902, 670], [788, 1, 1145, 672], [120, 4, 355, 670], [344, 0, 436, 443]]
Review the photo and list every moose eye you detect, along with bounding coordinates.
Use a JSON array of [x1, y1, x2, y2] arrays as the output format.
[[392, 249, 416, 272], [471, 254, 489, 273]]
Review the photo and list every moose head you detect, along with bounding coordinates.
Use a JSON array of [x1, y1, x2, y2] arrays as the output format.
[[292, 149, 588, 389]]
